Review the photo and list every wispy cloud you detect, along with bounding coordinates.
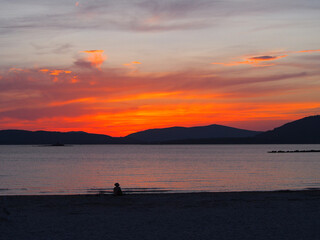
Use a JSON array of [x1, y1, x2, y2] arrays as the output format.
[[123, 61, 142, 73], [0, 0, 214, 34], [2, 0, 319, 34], [296, 49, 320, 53], [212, 49, 320, 67]]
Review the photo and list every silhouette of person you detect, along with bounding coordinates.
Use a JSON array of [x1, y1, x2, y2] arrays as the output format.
[[113, 183, 123, 196]]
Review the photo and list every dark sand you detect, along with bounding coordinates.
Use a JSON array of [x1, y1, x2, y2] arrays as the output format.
[[1, 190, 320, 240]]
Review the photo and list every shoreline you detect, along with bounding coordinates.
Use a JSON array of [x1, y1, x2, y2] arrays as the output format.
[[1, 190, 320, 240], [1, 188, 320, 198], [1, 187, 320, 197]]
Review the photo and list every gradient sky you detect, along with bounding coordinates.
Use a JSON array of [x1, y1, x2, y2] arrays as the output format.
[[1, 0, 320, 136]]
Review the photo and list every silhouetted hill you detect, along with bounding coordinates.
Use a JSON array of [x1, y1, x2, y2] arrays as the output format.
[[255, 115, 320, 143], [1, 115, 319, 144], [0, 130, 127, 145], [126, 124, 261, 143]]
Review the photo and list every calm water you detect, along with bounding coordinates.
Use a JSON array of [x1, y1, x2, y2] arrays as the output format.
[[1, 144, 320, 195]]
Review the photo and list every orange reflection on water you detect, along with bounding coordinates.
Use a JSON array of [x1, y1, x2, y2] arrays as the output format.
[[5, 145, 317, 195]]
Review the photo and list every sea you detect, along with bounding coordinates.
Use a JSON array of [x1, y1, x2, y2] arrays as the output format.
[[1, 144, 320, 195]]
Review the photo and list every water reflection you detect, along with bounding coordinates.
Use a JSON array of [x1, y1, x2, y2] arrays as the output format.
[[1, 144, 320, 195]]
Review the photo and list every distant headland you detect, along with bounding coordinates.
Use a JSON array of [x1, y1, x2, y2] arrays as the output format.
[[0, 115, 319, 144]]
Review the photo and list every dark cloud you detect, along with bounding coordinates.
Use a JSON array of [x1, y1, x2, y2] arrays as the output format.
[[31, 42, 73, 55], [73, 59, 94, 69], [53, 43, 73, 54], [249, 56, 278, 60]]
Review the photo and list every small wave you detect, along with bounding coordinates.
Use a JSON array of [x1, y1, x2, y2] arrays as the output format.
[[87, 188, 111, 191], [86, 187, 171, 194], [124, 189, 171, 193], [148, 180, 187, 183]]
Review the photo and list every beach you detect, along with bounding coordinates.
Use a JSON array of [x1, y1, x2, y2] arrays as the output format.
[[1, 190, 320, 240]]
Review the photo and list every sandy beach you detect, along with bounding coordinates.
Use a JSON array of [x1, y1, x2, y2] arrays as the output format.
[[1, 190, 320, 240]]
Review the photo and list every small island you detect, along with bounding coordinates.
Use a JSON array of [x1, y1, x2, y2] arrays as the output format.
[[268, 150, 320, 153]]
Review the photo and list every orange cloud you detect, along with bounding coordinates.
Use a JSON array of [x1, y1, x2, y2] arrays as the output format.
[[109, 91, 181, 102], [212, 55, 287, 67], [39, 69, 72, 75], [296, 49, 320, 53], [49, 97, 97, 107], [50, 70, 72, 76], [37, 68, 74, 83], [1, 60, 320, 136], [123, 61, 142, 67], [122, 61, 142, 76], [71, 76, 78, 83], [80, 50, 107, 69]]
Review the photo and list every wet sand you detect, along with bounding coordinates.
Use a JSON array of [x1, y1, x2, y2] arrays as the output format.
[[1, 190, 320, 240]]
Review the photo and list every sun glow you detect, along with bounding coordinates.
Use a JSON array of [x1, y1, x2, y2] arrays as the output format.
[[1, 46, 320, 136]]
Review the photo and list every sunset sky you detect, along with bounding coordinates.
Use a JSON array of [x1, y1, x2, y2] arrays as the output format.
[[1, 0, 320, 136]]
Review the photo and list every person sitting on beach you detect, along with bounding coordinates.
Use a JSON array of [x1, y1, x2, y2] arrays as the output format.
[[113, 183, 123, 196]]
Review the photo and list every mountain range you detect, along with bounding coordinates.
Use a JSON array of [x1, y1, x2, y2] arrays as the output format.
[[127, 125, 261, 143], [0, 115, 319, 144]]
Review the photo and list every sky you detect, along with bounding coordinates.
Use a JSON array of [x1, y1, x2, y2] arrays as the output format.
[[0, 0, 320, 136]]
